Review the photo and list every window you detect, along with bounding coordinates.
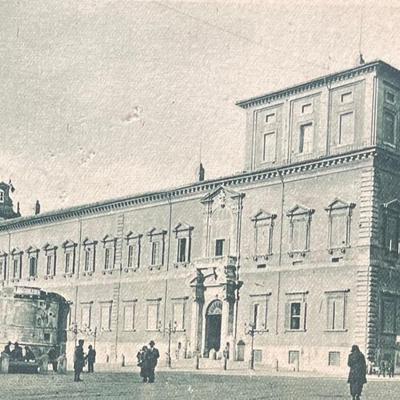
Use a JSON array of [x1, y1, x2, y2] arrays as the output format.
[[146, 302, 160, 331], [340, 91, 353, 103], [250, 294, 269, 331], [265, 113, 275, 124], [382, 298, 396, 334], [81, 303, 92, 328], [287, 205, 314, 256], [174, 223, 193, 265], [125, 232, 142, 270], [325, 199, 355, 251], [299, 123, 313, 154], [252, 211, 276, 259], [338, 112, 354, 145], [385, 91, 395, 104], [83, 239, 97, 273], [328, 352, 341, 366], [285, 292, 307, 331], [288, 350, 300, 365], [100, 302, 112, 331], [215, 239, 225, 257], [29, 256, 37, 278], [383, 110, 396, 145], [262, 132, 276, 162], [383, 200, 400, 255], [172, 301, 186, 331], [0, 254, 7, 280], [326, 291, 347, 331], [123, 301, 136, 331], [102, 235, 116, 270], [62, 240, 76, 275], [43, 245, 57, 277], [301, 103, 312, 114], [148, 229, 166, 267], [254, 349, 263, 363], [0, 190, 4, 203], [11, 250, 22, 280]]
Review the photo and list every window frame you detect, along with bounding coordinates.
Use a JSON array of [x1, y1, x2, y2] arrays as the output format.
[[325, 290, 349, 332], [249, 293, 270, 332], [147, 229, 167, 269], [102, 235, 117, 272], [83, 238, 97, 274], [251, 210, 277, 261], [99, 301, 113, 332], [383, 200, 400, 256], [287, 205, 314, 257], [62, 240, 77, 276], [43, 244, 57, 278], [173, 223, 193, 266], [122, 300, 137, 332], [0, 252, 7, 281], [146, 299, 161, 331], [171, 297, 188, 332], [285, 292, 308, 332], [382, 108, 396, 146], [80, 302, 93, 329], [26, 246, 39, 280], [125, 232, 142, 271], [10, 248, 23, 281], [298, 122, 314, 154], [262, 131, 277, 163]]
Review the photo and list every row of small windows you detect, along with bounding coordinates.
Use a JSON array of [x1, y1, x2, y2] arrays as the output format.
[[249, 290, 348, 333]]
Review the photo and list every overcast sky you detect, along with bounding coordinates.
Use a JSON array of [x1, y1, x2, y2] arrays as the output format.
[[1, 0, 400, 215]]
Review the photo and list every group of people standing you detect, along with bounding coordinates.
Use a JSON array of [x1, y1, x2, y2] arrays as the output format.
[[73, 339, 96, 382], [136, 340, 160, 383]]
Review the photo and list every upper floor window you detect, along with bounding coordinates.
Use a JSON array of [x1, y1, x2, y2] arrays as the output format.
[[262, 132, 276, 163], [251, 210, 277, 260], [340, 91, 353, 104], [325, 199, 355, 252], [174, 223, 193, 264], [385, 90, 395, 104], [215, 239, 225, 257], [285, 291, 308, 331], [383, 200, 400, 255], [265, 113, 275, 124], [301, 103, 312, 114], [325, 290, 348, 331], [338, 112, 354, 146], [62, 240, 77, 275], [0, 252, 7, 281], [102, 235, 117, 271], [11, 248, 23, 281], [148, 229, 167, 268], [287, 205, 314, 256], [0, 190, 4, 203], [43, 244, 57, 277], [383, 109, 396, 145], [250, 293, 270, 331], [381, 297, 396, 334], [83, 238, 97, 273], [27, 246, 39, 279], [298, 123, 313, 154], [125, 232, 142, 270]]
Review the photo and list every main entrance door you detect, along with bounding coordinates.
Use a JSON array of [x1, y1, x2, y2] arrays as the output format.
[[204, 299, 222, 357]]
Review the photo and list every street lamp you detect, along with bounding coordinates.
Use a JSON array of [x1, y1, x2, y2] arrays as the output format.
[[166, 321, 177, 368], [244, 322, 264, 370]]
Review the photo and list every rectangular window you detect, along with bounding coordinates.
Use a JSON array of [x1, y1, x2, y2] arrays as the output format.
[[0, 257, 6, 280], [265, 113, 275, 124], [172, 302, 185, 331], [65, 252, 72, 274], [177, 238, 187, 263], [127, 245, 134, 268], [288, 350, 300, 365], [338, 112, 354, 145], [301, 103, 312, 114], [254, 349, 263, 363], [29, 257, 37, 278], [262, 132, 276, 162], [13, 257, 21, 279], [81, 305, 91, 328], [327, 295, 346, 330], [382, 299, 396, 334], [151, 242, 160, 266], [146, 303, 160, 331], [215, 239, 225, 257], [290, 302, 301, 330], [383, 110, 396, 145], [385, 91, 395, 104], [299, 123, 313, 154], [255, 222, 271, 256], [340, 91, 353, 103], [100, 303, 112, 331], [329, 214, 348, 249], [123, 302, 136, 331], [250, 295, 269, 331], [0, 190, 4, 203], [291, 219, 308, 252], [385, 214, 399, 253], [104, 248, 112, 270], [46, 254, 55, 276], [328, 351, 341, 366]]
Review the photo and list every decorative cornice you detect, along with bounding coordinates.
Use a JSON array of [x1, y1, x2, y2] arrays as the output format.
[[0, 147, 378, 233], [236, 60, 400, 109]]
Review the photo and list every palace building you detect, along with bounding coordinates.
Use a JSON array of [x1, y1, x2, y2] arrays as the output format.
[[1, 60, 400, 373]]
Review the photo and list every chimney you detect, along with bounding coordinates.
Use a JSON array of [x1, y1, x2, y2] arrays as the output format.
[[35, 200, 41, 215], [198, 162, 205, 182]]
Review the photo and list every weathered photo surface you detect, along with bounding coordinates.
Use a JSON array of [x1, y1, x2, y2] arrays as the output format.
[[1, 1, 400, 399]]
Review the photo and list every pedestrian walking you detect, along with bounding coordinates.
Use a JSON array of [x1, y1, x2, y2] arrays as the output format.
[[86, 345, 96, 373], [378, 360, 386, 377], [73, 339, 85, 382], [387, 359, 394, 378], [145, 340, 159, 383], [347, 345, 367, 400], [137, 345, 148, 382], [48, 347, 58, 372]]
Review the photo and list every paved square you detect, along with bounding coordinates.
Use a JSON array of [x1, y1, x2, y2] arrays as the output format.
[[2, 371, 400, 400]]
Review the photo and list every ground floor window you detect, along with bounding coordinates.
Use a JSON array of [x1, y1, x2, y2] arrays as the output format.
[[288, 350, 300, 365], [328, 351, 340, 366]]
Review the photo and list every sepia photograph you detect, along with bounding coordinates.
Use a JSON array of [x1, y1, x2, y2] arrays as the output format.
[[1, 0, 400, 399]]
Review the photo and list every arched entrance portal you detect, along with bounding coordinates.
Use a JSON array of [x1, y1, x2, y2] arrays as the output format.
[[204, 299, 222, 357]]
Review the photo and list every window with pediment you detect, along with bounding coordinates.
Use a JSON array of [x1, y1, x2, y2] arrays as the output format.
[[102, 235, 117, 271], [62, 240, 77, 276], [83, 238, 97, 274], [325, 199, 355, 253], [11, 248, 23, 281], [251, 210, 277, 261], [27, 246, 39, 279], [250, 293, 270, 331], [43, 244, 57, 278], [125, 231, 142, 270], [174, 223, 193, 265], [148, 228, 166, 269], [0, 252, 7, 281], [287, 205, 314, 257], [383, 199, 400, 255], [284, 291, 308, 331]]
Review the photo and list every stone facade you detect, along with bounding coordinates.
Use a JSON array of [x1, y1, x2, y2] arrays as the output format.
[[1, 60, 400, 373]]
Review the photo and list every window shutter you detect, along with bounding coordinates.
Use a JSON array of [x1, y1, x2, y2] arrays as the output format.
[[284, 303, 290, 330], [302, 302, 307, 331]]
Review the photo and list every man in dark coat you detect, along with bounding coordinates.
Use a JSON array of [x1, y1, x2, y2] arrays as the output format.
[[73, 339, 85, 382], [347, 345, 367, 400], [3, 341, 12, 355], [145, 340, 160, 383], [86, 345, 96, 373]]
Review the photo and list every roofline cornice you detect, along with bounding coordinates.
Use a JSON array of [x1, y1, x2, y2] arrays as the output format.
[[0, 147, 380, 233], [236, 60, 400, 110]]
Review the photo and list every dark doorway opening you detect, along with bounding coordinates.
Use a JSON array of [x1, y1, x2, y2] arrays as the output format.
[[204, 299, 222, 357]]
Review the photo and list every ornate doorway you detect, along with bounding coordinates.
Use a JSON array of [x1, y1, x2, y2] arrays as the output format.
[[204, 299, 222, 357]]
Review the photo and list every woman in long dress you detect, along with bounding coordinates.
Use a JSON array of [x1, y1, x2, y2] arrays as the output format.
[[347, 345, 367, 400]]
